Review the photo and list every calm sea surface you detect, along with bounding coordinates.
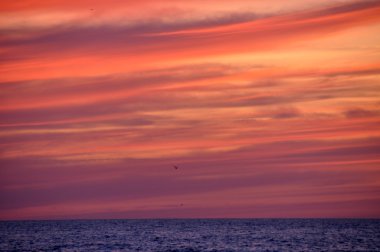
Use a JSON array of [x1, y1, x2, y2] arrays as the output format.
[[0, 219, 379, 251]]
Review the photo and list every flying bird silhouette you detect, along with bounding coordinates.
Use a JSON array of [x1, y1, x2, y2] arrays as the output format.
[[173, 165, 179, 170]]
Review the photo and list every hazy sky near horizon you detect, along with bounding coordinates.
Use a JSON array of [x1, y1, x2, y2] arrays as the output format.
[[0, 0, 380, 220]]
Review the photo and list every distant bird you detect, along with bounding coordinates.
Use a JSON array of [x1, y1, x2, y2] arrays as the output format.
[[173, 165, 179, 170]]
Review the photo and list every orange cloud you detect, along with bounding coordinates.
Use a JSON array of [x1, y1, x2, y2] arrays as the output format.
[[1, 0, 380, 219]]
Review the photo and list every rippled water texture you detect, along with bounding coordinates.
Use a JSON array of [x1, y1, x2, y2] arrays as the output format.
[[1, 219, 379, 251]]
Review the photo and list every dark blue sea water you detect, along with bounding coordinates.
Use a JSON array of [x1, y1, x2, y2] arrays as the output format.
[[0, 219, 379, 251]]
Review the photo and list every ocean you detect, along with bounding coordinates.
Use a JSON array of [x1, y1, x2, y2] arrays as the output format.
[[0, 219, 379, 251]]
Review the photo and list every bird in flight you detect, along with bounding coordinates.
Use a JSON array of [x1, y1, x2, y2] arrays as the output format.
[[173, 165, 179, 170]]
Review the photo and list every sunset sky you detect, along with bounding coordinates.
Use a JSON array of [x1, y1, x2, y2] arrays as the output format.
[[1, 0, 380, 220]]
